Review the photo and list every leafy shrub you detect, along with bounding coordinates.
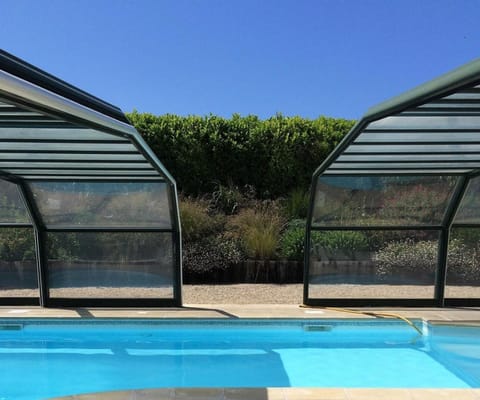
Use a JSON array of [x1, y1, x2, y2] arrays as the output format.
[[179, 197, 224, 242], [228, 202, 285, 259], [451, 228, 480, 247], [180, 196, 248, 273], [209, 183, 255, 215], [279, 219, 306, 261], [282, 225, 369, 261], [312, 231, 369, 259], [282, 188, 309, 219], [0, 228, 35, 261], [182, 236, 244, 274], [47, 233, 80, 261], [0, 228, 80, 262]]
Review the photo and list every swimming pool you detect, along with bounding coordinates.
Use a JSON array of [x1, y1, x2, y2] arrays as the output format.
[[0, 318, 479, 399]]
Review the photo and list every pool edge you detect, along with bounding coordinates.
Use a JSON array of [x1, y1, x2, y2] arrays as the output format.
[[47, 387, 480, 400]]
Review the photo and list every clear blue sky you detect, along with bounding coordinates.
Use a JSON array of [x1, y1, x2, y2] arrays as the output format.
[[1, 0, 479, 120]]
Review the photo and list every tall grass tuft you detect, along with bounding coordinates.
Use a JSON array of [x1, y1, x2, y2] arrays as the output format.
[[179, 197, 224, 242], [282, 188, 309, 219], [228, 202, 285, 259]]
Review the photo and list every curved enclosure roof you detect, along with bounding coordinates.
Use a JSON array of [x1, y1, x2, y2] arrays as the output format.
[[0, 50, 174, 182], [0, 50, 181, 307], [306, 59, 480, 308], [316, 58, 480, 177]]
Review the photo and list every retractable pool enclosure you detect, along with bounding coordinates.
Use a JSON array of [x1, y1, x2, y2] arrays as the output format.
[[0, 50, 181, 307], [305, 59, 480, 307]]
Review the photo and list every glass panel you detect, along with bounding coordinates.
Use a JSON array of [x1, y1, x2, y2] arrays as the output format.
[[0, 153, 145, 161], [443, 92, 480, 101], [308, 230, 439, 299], [339, 154, 480, 162], [356, 132, 480, 143], [47, 232, 174, 298], [330, 162, 480, 170], [313, 176, 458, 227], [29, 181, 171, 228], [445, 227, 480, 298], [0, 127, 129, 141], [0, 179, 30, 223], [0, 142, 137, 152], [0, 162, 152, 169], [22, 176, 164, 181], [0, 227, 38, 297], [417, 102, 480, 109], [324, 170, 471, 175], [368, 115, 480, 130], [454, 177, 480, 224], [11, 170, 157, 176], [345, 144, 480, 153]]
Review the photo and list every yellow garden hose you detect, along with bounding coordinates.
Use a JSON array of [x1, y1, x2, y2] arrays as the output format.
[[300, 304, 423, 336]]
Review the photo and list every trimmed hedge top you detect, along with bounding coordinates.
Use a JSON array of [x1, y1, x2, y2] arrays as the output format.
[[128, 112, 354, 197]]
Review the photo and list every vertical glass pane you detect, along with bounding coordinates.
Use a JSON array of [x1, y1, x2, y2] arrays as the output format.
[[454, 177, 480, 224], [445, 227, 480, 298], [0, 227, 38, 297], [0, 179, 30, 223], [47, 232, 174, 299], [313, 176, 458, 227], [308, 230, 439, 299], [29, 181, 171, 228]]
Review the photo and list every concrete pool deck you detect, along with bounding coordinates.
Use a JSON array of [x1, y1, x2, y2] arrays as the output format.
[[1, 303, 480, 321], [1, 304, 480, 400]]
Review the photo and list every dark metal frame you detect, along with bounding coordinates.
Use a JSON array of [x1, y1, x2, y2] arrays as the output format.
[[305, 174, 480, 307], [0, 179, 179, 308], [0, 177, 181, 308], [304, 58, 480, 307], [23, 179, 180, 308], [17, 182, 48, 306]]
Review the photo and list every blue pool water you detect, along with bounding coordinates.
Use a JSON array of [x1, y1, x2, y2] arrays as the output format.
[[0, 319, 479, 399]]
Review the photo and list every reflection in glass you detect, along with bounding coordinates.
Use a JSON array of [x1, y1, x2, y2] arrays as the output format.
[[30, 181, 171, 228], [445, 227, 480, 298], [313, 176, 458, 227], [0, 228, 38, 296], [454, 177, 480, 224], [0, 180, 30, 223], [47, 232, 174, 298], [308, 230, 439, 299]]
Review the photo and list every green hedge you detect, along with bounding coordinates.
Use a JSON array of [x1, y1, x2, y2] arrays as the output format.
[[127, 112, 354, 197]]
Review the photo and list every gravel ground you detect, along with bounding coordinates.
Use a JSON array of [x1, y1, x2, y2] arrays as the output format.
[[0, 285, 303, 303], [1, 284, 479, 304], [183, 284, 304, 304], [183, 284, 480, 304]]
